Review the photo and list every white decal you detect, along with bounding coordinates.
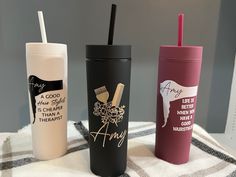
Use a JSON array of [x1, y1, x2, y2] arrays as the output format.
[[160, 80, 198, 127]]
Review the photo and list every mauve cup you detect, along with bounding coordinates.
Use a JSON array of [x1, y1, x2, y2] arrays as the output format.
[[155, 45, 203, 164], [86, 45, 131, 176]]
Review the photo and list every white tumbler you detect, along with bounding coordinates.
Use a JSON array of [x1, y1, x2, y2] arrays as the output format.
[[26, 43, 68, 160]]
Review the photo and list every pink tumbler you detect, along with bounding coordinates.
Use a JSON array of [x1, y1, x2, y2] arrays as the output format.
[[155, 14, 203, 164]]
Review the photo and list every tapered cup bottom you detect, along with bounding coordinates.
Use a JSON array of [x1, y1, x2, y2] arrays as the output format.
[[91, 166, 126, 177], [155, 151, 189, 165], [33, 147, 67, 161]]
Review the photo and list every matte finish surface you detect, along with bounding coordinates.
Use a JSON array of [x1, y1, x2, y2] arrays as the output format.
[[155, 46, 202, 164], [86, 45, 131, 59], [86, 45, 131, 176]]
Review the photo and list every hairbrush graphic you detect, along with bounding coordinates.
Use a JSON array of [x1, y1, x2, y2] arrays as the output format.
[[90, 83, 127, 147]]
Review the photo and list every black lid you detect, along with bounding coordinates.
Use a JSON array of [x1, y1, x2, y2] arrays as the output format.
[[86, 45, 131, 59]]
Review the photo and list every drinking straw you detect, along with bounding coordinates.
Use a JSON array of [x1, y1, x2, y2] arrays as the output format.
[[38, 11, 48, 43], [108, 4, 117, 45], [178, 13, 184, 46]]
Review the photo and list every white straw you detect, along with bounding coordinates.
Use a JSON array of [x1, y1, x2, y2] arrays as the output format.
[[38, 11, 47, 43]]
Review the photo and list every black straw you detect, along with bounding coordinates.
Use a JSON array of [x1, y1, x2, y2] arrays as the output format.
[[108, 4, 117, 45]]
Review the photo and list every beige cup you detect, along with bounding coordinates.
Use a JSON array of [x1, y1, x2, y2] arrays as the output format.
[[26, 43, 68, 160]]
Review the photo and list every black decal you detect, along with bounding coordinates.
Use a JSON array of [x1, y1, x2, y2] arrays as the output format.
[[28, 75, 63, 124]]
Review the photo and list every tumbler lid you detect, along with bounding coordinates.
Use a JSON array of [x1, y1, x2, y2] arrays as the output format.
[[159, 45, 203, 60], [86, 45, 131, 59], [26, 42, 67, 56]]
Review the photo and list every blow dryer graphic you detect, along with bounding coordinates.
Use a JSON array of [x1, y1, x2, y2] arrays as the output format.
[[160, 80, 198, 127], [28, 75, 63, 124]]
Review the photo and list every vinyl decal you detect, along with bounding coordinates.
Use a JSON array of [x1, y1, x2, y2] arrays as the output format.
[[28, 75, 63, 124], [90, 83, 127, 147], [160, 80, 198, 130]]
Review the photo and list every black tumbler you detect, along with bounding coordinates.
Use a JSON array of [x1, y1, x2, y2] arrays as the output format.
[[86, 45, 131, 177]]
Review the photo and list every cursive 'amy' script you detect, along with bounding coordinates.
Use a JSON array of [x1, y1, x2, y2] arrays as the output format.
[[90, 122, 127, 147], [29, 77, 46, 93], [160, 81, 183, 98]]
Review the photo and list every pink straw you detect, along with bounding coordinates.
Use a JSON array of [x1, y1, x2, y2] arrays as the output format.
[[178, 13, 184, 46]]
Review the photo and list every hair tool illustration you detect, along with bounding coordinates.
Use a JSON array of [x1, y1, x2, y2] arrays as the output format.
[[94, 86, 109, 103], [112, 83, 125, 107], [92, 83, 125, 147]]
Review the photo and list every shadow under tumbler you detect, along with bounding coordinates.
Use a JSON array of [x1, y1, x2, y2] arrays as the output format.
[[86, 45, 131, 177]]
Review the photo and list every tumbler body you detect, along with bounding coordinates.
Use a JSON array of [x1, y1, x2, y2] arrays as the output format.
[[26, 43, 68, 160], [155, 45, 202, 164], [86, 45, 131, 176]]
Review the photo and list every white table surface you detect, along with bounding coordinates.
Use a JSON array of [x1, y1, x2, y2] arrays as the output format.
[[1, 133, 235, 156], [1, 133, 235, 155], [1, 123, 236, 177]]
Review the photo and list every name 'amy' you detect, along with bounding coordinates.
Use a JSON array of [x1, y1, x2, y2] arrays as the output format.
[[160, 81, 183, 98], [29, 77, 46, 93], [90, 123, 127, 147]]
